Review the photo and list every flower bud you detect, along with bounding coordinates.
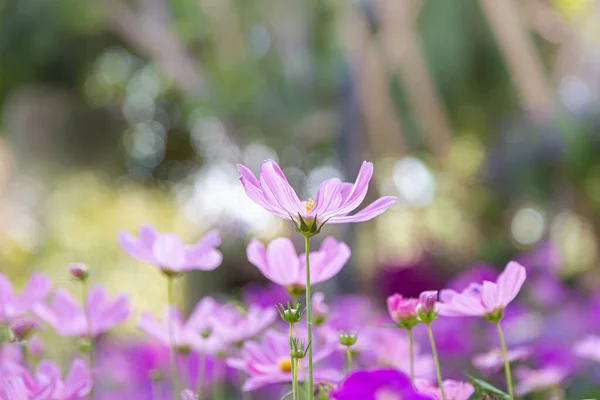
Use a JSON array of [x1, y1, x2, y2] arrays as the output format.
[[277, 302, 305, 324], [9, 318, 42, 341], [312, 292, 329, 326], [386, 294, 419, 330], [289, 337, 309, 359], [69, 263, 89, 281], [338, 331, 358, 347], [417, 290, 439, 323]]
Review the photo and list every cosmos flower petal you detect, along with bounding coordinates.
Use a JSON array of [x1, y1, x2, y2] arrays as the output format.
[[326, 196, 397, 224], [496, 261, 526, 307]]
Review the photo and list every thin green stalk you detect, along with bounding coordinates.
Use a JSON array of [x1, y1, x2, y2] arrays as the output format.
[[166, 276, 180, 398], [292, 358, 299, 400], [426, 323, 447, 400], [345, 347, 353, 372], [81, 280, 94, 399], [303, 235, 314, 400], [407, 328, 414, 383], [197, 352, 206, 400], [495, 321, 514, 400]]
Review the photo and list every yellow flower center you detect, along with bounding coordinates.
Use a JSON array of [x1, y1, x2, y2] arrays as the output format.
[[277, 358, 292, 372], [303, 198, 314, 212]]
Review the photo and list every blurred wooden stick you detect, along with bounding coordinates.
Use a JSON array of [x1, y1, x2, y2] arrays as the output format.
[[374, 0, 453, 157], [96, 0, 204, 96], [479, 0, 554, 116], [336, 5, 406, 156]]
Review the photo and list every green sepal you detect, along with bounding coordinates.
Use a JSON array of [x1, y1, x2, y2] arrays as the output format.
[[467, 376, 510, 400]]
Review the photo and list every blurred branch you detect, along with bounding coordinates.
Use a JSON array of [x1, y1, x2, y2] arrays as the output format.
[[374, 0, 453, 157], [95, 0, 204, 96], [199, 0, 245, 61], [479, 0, 554, 117], [335, 5, 406, 156]]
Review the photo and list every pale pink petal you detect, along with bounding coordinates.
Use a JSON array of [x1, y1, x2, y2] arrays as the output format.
[[117, 223, 157, 262], [13, 273, 51, 316], [63, 359, 92, 399], [331, 161, 374, 216], [137, 312, 169, 345], [309, 239, 350, 284], [480, 281, 500, 312], [0, 274, 15, 308], [327, 196, 397, 223], [259, 160, 303, 216], [496, 261, 526, 308], [439, 289, 459, 302], [183, 248, 223, 271], [265, 238, 301, 286], [152, 233, 186, 271], [237, 164, 289, 217], [242, 373, 288, 391], [311, 178, 343, 217]]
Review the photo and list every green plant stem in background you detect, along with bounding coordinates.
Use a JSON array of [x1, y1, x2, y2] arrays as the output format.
[[289, 323, 299, 400], [166, 275, 180, 398], [426, 323, 447, 400], [197, 352, 206, 400], [496, 321, 514, 400], [407, 328, 414, 383], [81, 280, 94, 399], [345, 347, 353, 372], [304, 235, 314, 400]]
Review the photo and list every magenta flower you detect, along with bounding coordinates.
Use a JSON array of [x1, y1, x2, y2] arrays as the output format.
[[226, 330, 342, 391], [211, 304, 277, 346], [0, 273, 51, 323], [387, 294, 419, 326], [138, 302, 224, 354], [237, 160, 397, 225], [438, 261, 526, 319], [473, 346, 532, 373], [331, 369, 432, 400], [34, 285, 130, 337], [415, 379, 474, 400], [247, 237, 350, 291], [514, 366, 568, 396], [118, 224, 222, 274]]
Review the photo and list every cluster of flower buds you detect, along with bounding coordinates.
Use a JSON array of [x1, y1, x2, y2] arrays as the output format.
[[387, 290, 440, 329], [277, 302, 306, 324]]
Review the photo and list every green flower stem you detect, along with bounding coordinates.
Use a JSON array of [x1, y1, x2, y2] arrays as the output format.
[[426, 323, 447, 400], [345, 347, 353, 372], [495, 321, 514, 400], [197, 352, 206, 400], [81, 280, 94, 399], [407, 328, 414, 383], [303, 235, 314, 400], [289, 322, 299, 400], [166, 275, 180, 398]]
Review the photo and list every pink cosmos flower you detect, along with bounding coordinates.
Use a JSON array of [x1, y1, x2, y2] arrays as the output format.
[[0, 273, 51, 323], [473, 346, 532, 373], [415, 379, 474, 400], [226, 330, 343, 391], [438, 261, 526, 318], [0, 358, 92, 400], [138, 301, 224, 354], [312, 292, 329, 324], [247, 237, 350, 291], [514, 366, 568, 396], [211, 304, 277, 346], [118, 224, 222, 274], [34, 285, 130, 337], [237, 159, 397, 225], [181, 389, 197, 400], [574, 335, 600, 362], [387, 294, 419, 323]]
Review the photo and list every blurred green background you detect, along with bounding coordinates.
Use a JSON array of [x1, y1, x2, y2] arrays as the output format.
[[1, 0, 600, 323]]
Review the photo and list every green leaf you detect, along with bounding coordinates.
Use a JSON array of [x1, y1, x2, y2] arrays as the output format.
[[280, 390, 293, 400], [468, 376, 510, 400]]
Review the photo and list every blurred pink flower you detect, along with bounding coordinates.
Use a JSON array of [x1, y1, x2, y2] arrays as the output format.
[[34, 286, 130, 337], [181, 389, 197, 400], [247, 237, 350, 290], [514, 366, 568, 396], [0, 273, 51, 323], [439, 261, 526, 318], [211, 304, 277, 346], [138, 301, 224, 355], [237, 159, 397, 224], [415, 379, 474, 400], [9, 318, 42, 341], [226, 330, 342, 391], [387, 294, 418, 323], [473, 346, 532, 373], [118, 224, 222, 274], [574, 335, 600, 363], [312, 292, 329, 324]]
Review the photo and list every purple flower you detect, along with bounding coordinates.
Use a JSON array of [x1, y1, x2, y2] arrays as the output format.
[[0, 273, 51, 323], [181, 389, 197, 400], [226, 330, 342, 391], [34, 285, 130, 337], [415, 379, 474, 400], [138, 301, 224, 354], [439, 261, 526, 318], [247, 237, 350, 291], [211, 304, 277, 346], [473, 346, 532, 374], [237, 159, 397, 224], [118, 224, 222, 274], [331, 369, 432, 400]]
